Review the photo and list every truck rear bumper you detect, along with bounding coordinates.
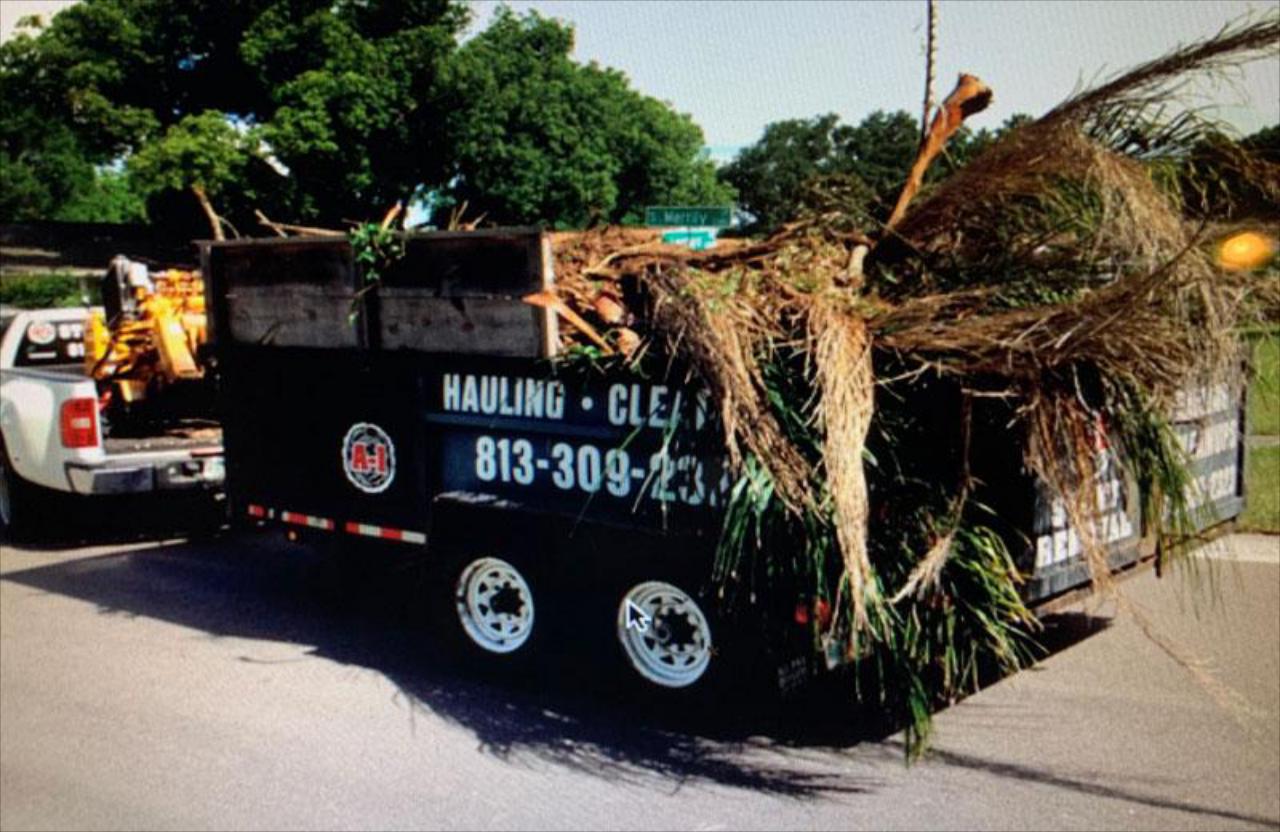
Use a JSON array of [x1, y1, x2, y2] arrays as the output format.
[[65, 456, 225, 495]]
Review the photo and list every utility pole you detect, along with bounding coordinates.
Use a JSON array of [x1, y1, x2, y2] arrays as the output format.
[[921, 0, 938, 142]]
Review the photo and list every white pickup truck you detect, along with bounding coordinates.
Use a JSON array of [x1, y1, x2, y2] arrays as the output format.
[[0, 306, 225, 537]]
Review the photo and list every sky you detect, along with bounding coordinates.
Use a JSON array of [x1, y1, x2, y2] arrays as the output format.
[[5, 0, 1278, 162], [468, 0, 1280, 158]]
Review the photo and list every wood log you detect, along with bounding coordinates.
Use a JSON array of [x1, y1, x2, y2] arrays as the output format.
[[887, 73, 993, 232], [523, 290, 614, 354]]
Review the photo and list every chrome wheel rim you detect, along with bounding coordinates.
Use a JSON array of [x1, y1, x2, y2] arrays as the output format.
[[617, 581, 713, 688], [454, 557, 535, 654]]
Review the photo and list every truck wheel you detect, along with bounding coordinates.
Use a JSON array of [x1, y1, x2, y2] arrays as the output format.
[[616, 580, 714, 689], [453, 556, 537, 655], [0, 445, 43, 541]]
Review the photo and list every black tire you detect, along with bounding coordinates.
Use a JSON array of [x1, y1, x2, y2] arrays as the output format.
[[0, 442, 48, 542], [423, 547, 548, 679], [600, 562, 784, 723], [607, 576, 731, 708]]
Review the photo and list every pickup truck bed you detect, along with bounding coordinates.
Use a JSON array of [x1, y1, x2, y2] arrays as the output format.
[[6, 364, 221, 453], [103, 423, 222, 454], [1, 308, 225, 536]]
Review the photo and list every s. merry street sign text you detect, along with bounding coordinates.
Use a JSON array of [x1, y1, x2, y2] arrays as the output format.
[[643, 206, 732, 228]]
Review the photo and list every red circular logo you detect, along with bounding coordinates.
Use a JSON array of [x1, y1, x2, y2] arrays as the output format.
[[342, 422, 396, 494], [26, 321, 56, 345]]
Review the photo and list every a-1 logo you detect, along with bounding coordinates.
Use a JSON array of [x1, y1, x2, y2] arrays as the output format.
[[342, 422, 396, 494], [26, 321, 56, 345]]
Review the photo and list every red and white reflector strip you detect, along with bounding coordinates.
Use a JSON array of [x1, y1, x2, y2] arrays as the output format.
[[344, 521, 426, 545], [280, 510, 336, 531], [246, 504, 423, 545]]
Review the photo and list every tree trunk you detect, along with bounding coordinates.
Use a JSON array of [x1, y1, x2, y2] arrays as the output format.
[[192, 185, 224, 241]]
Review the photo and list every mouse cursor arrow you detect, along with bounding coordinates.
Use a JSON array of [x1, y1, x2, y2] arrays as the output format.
[[624, 600, 651, 633]]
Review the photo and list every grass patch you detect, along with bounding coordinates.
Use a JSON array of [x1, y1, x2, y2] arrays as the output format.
[[1241, 331, 1278, 532], [1248, 331, 1279, 436], [0, 273, 96, 309], [1243, 444, 1279, 532]]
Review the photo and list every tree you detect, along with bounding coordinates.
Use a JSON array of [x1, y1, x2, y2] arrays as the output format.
[[1241, 123, 1279, 164], [833, 110, 923, 201], [246, 0, 467, 221], [944, 113, 1033, 168], [0, 0, 467, 230], [1170, 123, 1280, 221], [0, 121, 94, 221], [720, 110, 1030, 233], [716, 115, 848, 232], [0, 22, 104, 221], [0, 80, 145, 223], [127, 112, 258, 238], [56, 168, 147, 223], [437, 9, 732, 228], [720, 111, 926, 232], [3, 2, 730, 232], [598, 78, 732, 225]]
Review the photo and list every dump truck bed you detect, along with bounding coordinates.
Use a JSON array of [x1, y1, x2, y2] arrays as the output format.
[[204, 230, 1249, 606]]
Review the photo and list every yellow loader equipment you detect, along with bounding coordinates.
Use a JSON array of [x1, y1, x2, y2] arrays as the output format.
[[85, 256, 208, 404]]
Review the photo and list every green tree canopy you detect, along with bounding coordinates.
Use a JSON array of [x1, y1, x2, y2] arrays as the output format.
[[719, 110, 1028, 233], [717, 114, 861, 232], [0, 22, 143, 222], [0, 0, 466, 230], [2, 1, 734, 233], [1169, 123, 1280, 221], [245, 0, 467, 221], [126, 111, 264, 237], [437, 8, 732, 228], [1241, 123, 1279, 163]]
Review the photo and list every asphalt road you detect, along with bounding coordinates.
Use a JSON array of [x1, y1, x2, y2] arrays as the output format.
[[1, 525, 1277, 831]]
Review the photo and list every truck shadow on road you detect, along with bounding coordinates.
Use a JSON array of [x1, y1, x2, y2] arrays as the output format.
[[2, 491, 226, 551], [4, 531, 879, 797], [6, 530, 1271, 826]]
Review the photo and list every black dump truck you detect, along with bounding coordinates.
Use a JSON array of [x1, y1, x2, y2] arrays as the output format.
[[202, 229, 1248, 694]]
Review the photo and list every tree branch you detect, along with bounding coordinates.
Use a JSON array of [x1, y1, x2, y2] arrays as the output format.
[[191, 185, 224, 241]]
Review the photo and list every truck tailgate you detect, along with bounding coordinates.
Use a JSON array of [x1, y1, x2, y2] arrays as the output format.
[[219, 348, 432, 532]]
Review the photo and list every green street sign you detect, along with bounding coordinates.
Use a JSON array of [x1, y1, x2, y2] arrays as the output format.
[[645, 206, 732, 228], [661, 228, 718, 251]]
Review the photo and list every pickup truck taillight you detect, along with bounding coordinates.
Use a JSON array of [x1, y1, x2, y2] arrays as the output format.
[[60, 397, 99, 449]]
